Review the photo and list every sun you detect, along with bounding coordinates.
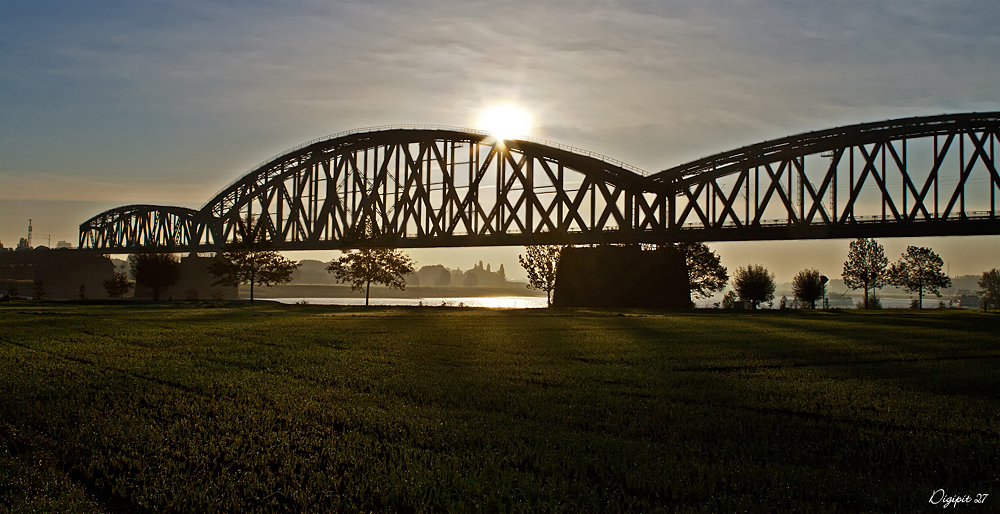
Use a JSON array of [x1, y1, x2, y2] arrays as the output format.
[[477, 104, 533, 140]]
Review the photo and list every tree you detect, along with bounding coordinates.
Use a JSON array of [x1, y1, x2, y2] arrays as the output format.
[[792, 268, 826, 309], [103, 271, 134, 300], [978, 269, 1000, 312], [435, 267, 451, 286], [518, 245, 563, 307], [721, 290, 738, 309], [733, 264, 775, 309], [888, 246, 951, 309], [326, 221, 415, 306], [209, 217, 300, 303], [842, 238, 889, 309], [128, 248, 180, 301], [676, 242, 728, 300], [15, 238, 30, 251]]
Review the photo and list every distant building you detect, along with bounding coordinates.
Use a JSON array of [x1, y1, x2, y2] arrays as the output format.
[[55, 241, 74, 249], [461, 261, 508, 287], [0, 248, 113, 299]]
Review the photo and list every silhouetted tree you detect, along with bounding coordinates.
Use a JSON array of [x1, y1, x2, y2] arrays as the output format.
[[128, 248, 180, 301], [676, 242, 728, 299], [792, 268, 826, 309], [103, 270, 134, 300], [436, 267, 451, 286], [733, 264, 775, 309], [888, 246, 951, 309], [519, 245, 563, 307], [721, 290, 738, 309], [15, 238, 31, 251], [209, 216, 299, 303], [978, 269, 1000, 312], [842, 238, 888, 309], [326, 220, 415, 306]]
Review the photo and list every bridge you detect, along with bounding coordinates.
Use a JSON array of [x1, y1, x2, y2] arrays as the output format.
[[80, 112, 1000, 252]]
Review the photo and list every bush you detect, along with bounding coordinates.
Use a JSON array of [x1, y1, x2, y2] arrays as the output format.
[[733, 264, 775, 310], [857, 294, 882, 310], [792, 268, 826, 309]]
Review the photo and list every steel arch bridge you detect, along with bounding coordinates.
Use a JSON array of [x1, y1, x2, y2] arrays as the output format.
[[80, 113, 1000, 252]]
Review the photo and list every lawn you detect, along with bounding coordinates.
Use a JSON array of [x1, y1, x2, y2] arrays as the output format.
[[1, 303, 997, 513]]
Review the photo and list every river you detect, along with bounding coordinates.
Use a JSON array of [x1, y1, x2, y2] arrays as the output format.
[[271, 296, 550, 308], [271, 295, 948, 309]]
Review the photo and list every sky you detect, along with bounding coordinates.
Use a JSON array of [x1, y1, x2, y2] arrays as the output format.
[[1, 0, 998, 282]]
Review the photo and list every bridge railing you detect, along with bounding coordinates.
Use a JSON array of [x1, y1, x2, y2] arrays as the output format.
[[678, 211, 1000, 230], [510, 136, 650, 176], [653, 112, 1000, 183], [247, 124, 651, 178]]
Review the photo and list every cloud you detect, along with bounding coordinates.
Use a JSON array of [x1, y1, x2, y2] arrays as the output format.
[[1, 0, 997, 242], [0, 170, 209, 205], [0, 0, 997, 276]]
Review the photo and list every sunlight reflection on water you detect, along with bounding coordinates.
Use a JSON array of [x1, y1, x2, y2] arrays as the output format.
[[271, 296, 550, 308], [272, 295, 943, 310]]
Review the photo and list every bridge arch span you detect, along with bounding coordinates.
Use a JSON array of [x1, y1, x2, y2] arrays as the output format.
[[648, 112, 999, 242], [79, 205, 202, 251], [202, 127, 656, 250], [79, 113, 999, 252]]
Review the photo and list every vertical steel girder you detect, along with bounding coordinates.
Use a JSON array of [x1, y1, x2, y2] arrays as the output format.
[[79, 113, 1000, 253]]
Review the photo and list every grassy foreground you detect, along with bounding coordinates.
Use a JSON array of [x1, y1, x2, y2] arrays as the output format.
[[0, 303, 997, 513]]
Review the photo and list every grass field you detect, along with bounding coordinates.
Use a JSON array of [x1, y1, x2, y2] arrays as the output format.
[[1, 303, 997, 513]]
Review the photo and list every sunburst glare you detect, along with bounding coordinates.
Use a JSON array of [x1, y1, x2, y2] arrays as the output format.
[[477, 104, 533, 140]]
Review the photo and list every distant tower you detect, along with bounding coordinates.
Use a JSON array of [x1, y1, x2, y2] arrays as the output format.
[[27, 219, 32, 247]]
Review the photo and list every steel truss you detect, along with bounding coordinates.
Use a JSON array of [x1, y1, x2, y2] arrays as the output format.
[[80, 113, 999, 252], [79, 205, 204, 250]]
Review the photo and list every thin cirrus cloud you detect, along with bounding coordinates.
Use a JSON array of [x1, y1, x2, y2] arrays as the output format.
[[0, 0, 997, 253]]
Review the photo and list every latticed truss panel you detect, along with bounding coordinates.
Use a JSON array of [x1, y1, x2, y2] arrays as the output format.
[[212, 134, 645, 249], [655, 118, 999, 242], [79, 205, 207, 252], [79, 114, 999, 252]]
